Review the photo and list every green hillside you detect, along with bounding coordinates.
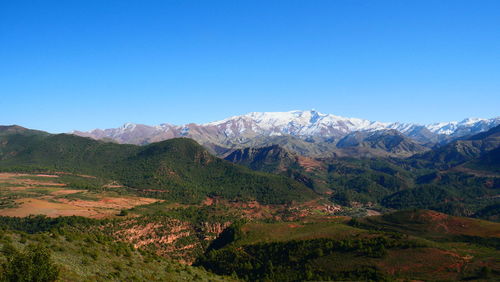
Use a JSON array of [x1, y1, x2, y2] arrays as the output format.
[[409, 125, 500, 169], [465, 147, 500, 173], [223, 128, 500, 219], [0, 216, 234, 281], [0, 126, 316, 204], [196, 210, 500, 281]]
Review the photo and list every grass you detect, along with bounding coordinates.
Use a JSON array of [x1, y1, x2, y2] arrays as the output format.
[[198, 209, 500, 281], [0, 182, 26, 188], [360, 209, 500, 239], [238, 220, 365, 245]]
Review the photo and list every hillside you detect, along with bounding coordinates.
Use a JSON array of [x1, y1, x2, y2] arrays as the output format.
[[359, 209, 500, 238], [225, 146, 500, 219], [0, 126, 317, 205], [336, 129, 428, 157], [196, 209, 500, 281], [0, 216, 234, 281], [224, 145, 301, 172], [116, 138, 317, 204], [222, 125, 500, 219], [465, 147, 500, 174], [410, 124, 500, 169]]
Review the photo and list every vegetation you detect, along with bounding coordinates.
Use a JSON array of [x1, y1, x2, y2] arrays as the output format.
[[0, 216, 234, 281], [1, 244, 59, 282], [382, 172, 499, 217], [0, 126, 499, 280], [0, 130, 317, 204], [197, 237, 400, 281], [226, 142, 500, 219], [196, 209, 500, 281]]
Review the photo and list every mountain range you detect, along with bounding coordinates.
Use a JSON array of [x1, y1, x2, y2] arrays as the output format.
[[73, 110, 500, 157], [3, 123, 499, 218]]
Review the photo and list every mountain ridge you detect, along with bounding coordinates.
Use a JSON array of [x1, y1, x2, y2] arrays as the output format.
[[72, 110, 500, 157], [0, 126, 317, 205], [73, 110, 499, 142]]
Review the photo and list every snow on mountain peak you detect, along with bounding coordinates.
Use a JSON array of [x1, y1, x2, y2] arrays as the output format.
[[75, 111, 500, 147], [202, 110, 396, 137], [121, 123, 137, 131], [424, 117, 499, 135], [460, 117, 485, 125]]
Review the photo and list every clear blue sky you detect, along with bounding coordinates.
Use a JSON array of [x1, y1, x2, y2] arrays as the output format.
[[1, 0, 499, 133]]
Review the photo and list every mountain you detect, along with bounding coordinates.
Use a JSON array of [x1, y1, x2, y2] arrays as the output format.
[[0, 125, 48, 136], [410, 124, 500, 169], [336, 129, 428, 157], [224, 145, 298, 172], [223, 126, 500, 217], [427, 117, 500, 136], [224, 130, 429, 159], [0, 126, 316, 205], [465, 147, 500, 173], [73, 110, 500, 157]]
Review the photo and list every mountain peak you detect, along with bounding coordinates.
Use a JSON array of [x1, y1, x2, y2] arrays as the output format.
[[121, 122, 138, 130], [460, 117, 486, 125], [72, 111, 500, 152]]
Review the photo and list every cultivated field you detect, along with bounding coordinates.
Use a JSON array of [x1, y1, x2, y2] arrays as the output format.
[[0, 173, 160, 218]]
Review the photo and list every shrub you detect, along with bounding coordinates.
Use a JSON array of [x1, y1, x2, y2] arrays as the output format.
[[1, 244, 60, 282]]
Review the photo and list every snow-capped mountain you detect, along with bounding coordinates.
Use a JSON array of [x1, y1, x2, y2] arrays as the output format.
[[72, 110, 500, 156], [203, 110, 390, 137], [426, 117, 499, 136]]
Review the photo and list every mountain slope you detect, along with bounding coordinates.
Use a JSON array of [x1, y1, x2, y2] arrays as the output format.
[[336, 129, 428, 157], [0, 216, 233, 281], [116, 138, 317, 204], [0, 126, 317, 204], [222, 126, 500, 217], [465, 147, 500, 173], [410, 124, 500, 169], [196, 209, 500, 281], [224, 145, 298, 172]]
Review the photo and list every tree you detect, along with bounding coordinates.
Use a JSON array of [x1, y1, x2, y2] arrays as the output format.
[[1, 244, 59, 282], [478, 266, 492, 279], [118, 210, 128, 216]]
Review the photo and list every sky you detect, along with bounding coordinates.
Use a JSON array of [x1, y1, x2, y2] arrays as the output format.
[[1, 0, 499, 133]]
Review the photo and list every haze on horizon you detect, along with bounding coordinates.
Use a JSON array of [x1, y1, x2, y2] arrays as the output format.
[[1, 0, 499, 133]]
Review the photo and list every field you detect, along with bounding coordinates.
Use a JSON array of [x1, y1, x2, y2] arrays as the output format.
[[0, 173, 160, 218], [360, 209, 500, 238], [237, 218, 362, 245]]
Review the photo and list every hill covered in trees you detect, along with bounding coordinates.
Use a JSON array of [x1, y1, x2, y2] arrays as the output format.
[[224, 126, 500, 219], [0, 126, 317, 205]]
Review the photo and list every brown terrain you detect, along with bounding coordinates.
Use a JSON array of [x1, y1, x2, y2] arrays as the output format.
[[0, 172, 161, 218], [409, 210, 500, 237], [109, 217, 231, 264], [297, 156, 324, 172]]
